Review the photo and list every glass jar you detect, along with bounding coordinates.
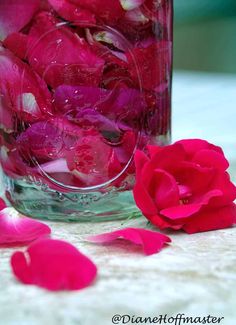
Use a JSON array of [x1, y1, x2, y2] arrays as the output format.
[[0, 0, 173, 221]]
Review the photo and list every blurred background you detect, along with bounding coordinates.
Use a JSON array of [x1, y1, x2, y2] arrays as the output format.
[[172, 0, 236, 181], [174, 0, 236, 73]]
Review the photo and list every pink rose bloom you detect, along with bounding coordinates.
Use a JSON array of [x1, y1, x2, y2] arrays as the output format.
[[133, 139, 236, 234]]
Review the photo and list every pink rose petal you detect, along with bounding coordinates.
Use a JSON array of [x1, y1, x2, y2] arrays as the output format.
[[126, 41, 171, 91], [70, 0, 125, 22], [0, 198, 7, 210], [0, 207, 51, 245], [133, 181, 157, 216], [134, 139, 236, 233], [160, 190, 223, 220], [176, 139, 224, 159], [0, 0, 40, 41], [27, 12, 105, 88], [151, 169, 179, 211], [192, 149, 229, 171], [87, 228, 171, 256], [11, 239, 97, 291], [0, 45, 52, 122], [183, 204, 236, 234], [48, 0, 96, 26], [3, 32, 28, 60]]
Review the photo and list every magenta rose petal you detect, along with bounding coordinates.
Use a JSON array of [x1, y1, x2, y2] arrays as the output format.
[[3, 32, 28, 60], [0, 45, 52, 122], [192, 149, 229, 171], [176, 139, 224, 158], [209, 172, 236, 206], [160, 189, 223, 220], [11, 239, 97, 291], [27, 12, 105, 88], [87, 228, 171, 256], [53, 85, 145, 129], [183, 204, 236, 234], [151, 169, 179, 210], [70, 0, 125, 22], [133, 181, 157, 216], [16, 117, 83, 161], [0, 207, 51, 245], [120, 0, 145, 11], [133, 139, 236, 233], [134, 150, 149, 179], [0, 198, 7, 211], [0, 0, 40, 41], [48, 0, 96, 26], [126, 41, 171, 91], [66, 129, 123, 187]]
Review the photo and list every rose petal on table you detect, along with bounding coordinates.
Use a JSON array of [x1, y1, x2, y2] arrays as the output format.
[[0, 207, 51, 245], [87, 228, 171, 255], [0, 0, 40, 41], [11, 239, 97, 291], [183, 204, 236, 234]]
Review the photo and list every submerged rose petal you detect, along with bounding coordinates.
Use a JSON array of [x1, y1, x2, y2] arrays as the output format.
[[87, 227, 171, 255], [70, 0, 124, 22], [74, 108, 131, 138], [0, 0, 40, 41], [27, 12, 104, 88], [48, 0, 96, 26], [120, 0, 145, 11], [54, 85, 146, 129], [11, 239, 97, 291], [66, 129, 123, 186], [16, 117, 83, 162], [0, 207, 51, 245], [3, 33, 28, 60], [126, 41, 171, 91], [0, 45, 52, 122], [93, 30, 128, 52], [124, 7, 149, 24]]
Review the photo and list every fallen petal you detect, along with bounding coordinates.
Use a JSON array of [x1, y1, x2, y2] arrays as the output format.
[[11, 239, 97, 291], [0, 207, 51, 245], [87, 228, 171, 255]]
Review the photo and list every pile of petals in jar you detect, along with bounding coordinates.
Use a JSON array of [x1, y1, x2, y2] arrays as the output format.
[[0, 0, 172, 190]]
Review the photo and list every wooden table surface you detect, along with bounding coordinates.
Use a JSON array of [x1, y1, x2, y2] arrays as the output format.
[[0, 71, 235, 325]]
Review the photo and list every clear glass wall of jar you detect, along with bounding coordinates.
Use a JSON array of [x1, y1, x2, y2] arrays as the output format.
[[0, 0, 173, 221]]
